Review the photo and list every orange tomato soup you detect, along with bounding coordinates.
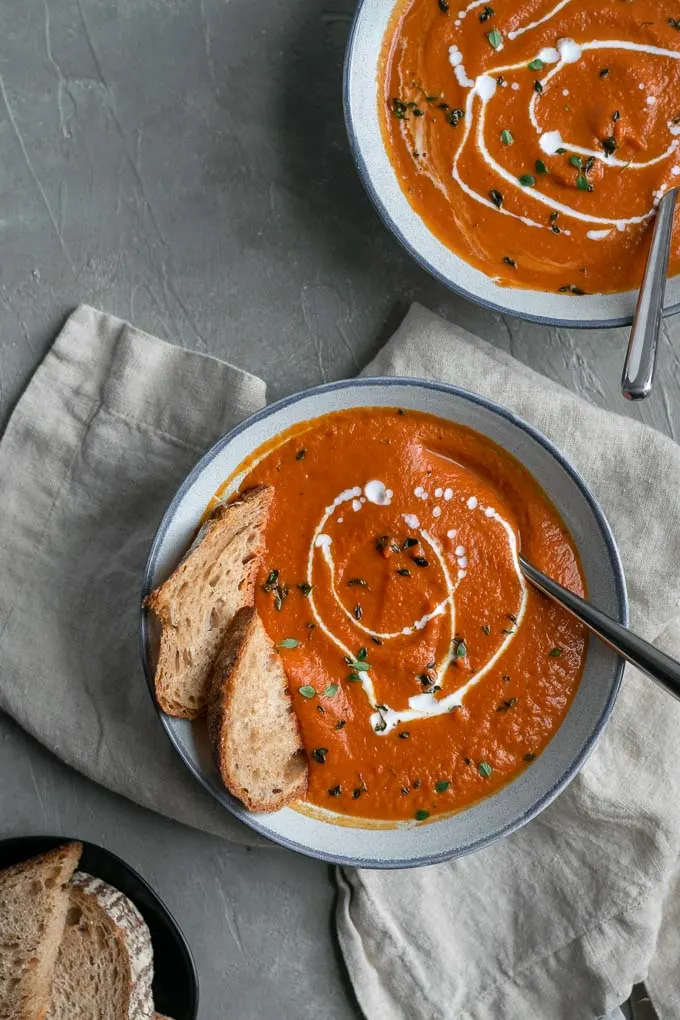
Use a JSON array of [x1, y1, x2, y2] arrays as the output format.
[[380, 0, 680, 293], [218, 408, 587, 825]]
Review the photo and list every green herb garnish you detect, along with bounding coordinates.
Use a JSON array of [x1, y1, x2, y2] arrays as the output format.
[[500, 129, 514, 145], [486, 28, 503, 49], [478, 761, 493, 778], [519, 174, 536, 187], [298, 685, 316, 699], [576, 173, 589, 191], [312, 747, 328, 764], [415, 809, 430, 821], [528, 58, 544, 71], [391, 98, 407, 120], [569, 155, 583, 169], [279, 637, 299, 649], [324, 684, 339, 698], [262, 569, 279, 592], [435, 779, 450, 793], [602, 136, 617, 156], [535, 160, 550, 175], [453, 638, 467, 658], [297, 582, 312, 597], [496, 697, 518, 712], [549, 647, 562, 657]]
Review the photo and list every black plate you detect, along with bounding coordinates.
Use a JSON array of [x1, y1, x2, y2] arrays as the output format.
[[0, 836, 198, 1020]]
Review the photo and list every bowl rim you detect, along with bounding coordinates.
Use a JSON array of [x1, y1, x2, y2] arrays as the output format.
[[141, 376, 628, 868], [342, 0, 680, 330], [0, 834, 199, 1019]]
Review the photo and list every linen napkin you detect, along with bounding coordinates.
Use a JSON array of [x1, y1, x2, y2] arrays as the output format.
[[336, 305, 680, 1020], [0, 304, 268, 844]]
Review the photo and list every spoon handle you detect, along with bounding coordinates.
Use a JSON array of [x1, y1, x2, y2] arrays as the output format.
[[621, 187, 678, 401], [519, 556, 680, 701]]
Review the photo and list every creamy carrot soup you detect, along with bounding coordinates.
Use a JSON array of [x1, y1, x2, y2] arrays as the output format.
[[380, 0, 680, 293], [215, 408, 587, 824]]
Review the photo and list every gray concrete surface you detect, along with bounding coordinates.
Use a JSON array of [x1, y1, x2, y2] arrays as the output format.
[[0, 0, 674, 1017]]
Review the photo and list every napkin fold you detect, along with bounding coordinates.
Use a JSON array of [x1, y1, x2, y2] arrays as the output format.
[[2, 302, 680, 1017], [335, 305, 680, 1020], [0, 305, 267, 844]]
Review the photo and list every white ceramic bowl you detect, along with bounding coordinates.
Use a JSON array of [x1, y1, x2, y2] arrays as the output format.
[[343, 0, 680, 328], [141, 379, 626, 868]]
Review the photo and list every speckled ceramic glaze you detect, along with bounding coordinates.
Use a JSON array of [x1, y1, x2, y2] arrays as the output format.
[[141, 379, 626, 868], [343, 0, 680, 329]]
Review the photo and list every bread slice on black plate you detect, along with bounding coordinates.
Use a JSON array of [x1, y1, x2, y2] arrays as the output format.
[[47, 871, 154, 1020], [0, 842, 82, 1020], [208, 606, 308, 812], [145, 485, 273, 719]]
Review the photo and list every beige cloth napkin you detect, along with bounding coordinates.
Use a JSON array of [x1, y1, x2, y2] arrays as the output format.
[[0, 304, 268, 844], [336, 304, 680, 1020]]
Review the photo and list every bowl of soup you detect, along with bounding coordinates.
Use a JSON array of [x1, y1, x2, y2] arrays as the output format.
[[344, 0, 680, 326], [142, 378, 626, 868]]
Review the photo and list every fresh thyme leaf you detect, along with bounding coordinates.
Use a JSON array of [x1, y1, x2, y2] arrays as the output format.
[[500, 129, 514, 145], [324, 684, 339, 698], [486, 28, 502, 49], [357, 647, 368, 660], [478, 761, 493, 778], [348, 659, 371, 672], [528, 58, 544, 70], [298, 685, 316, 698], [279, 637, 299, 649], [435, 779, 450, 793], [569, 155, 583, 169], [535, 159, 550, 175], [576, 173, 589, 191], [549, 647, 563, 657], [415, 809, 430, 821], [518, 174, 536, 187], [453, 638, 467, 658], [602, 136, 617, 156], [297, 582, 312, 597]]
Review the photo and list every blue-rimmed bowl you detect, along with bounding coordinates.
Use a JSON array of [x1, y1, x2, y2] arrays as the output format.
[[141, 378, 626, 868], [343, 0, 680, 328]]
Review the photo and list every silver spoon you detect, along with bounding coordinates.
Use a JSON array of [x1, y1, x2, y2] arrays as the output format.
[[621, 187, 678, 401], [519, 556, 680, 701]]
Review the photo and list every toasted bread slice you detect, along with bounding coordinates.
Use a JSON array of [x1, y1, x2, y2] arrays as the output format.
[[145, 485, 273, 718], [47, 872, 154, 1020], [0, 842, 82, 1020], [207, 606, 308, 812]]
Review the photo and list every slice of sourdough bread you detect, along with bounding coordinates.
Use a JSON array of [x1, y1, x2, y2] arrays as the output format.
[[208, 606, 308, 812], [0, 842, 82, 1020], [145, 485, 273, 718], [47, 872, 154, 1020]]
